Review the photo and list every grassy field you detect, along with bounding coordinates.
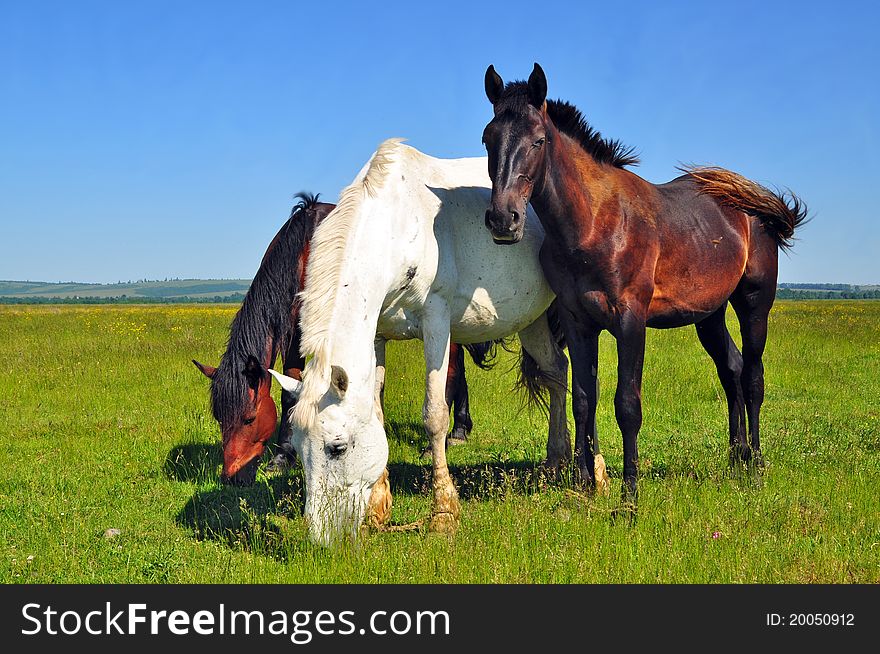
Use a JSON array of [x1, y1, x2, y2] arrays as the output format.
[[1, 302, 878, 583]]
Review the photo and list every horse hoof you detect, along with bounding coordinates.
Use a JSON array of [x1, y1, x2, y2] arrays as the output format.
[[428, 512, 458, 535], [541, 454, 570, 472], [365, 469, 393, 528], [431, 480, 461, 530], [573, 463, 596, 491], [610, 501, 638, 525], [447, 427, 470, 445], [594, 454, 611, 497], [729, 443, 753, 466], [750, 450, 765, 469]]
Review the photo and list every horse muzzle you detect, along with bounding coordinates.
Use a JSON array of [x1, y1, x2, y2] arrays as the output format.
[[485, 208, 524, 244], [221, 455, 260, 486]]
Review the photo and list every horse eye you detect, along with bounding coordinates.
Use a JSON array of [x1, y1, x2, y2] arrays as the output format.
[[243, 417, 256, 425], [533, 137, 546, 148]]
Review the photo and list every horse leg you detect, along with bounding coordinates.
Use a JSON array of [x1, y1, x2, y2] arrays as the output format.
[[558, 311, 604, 491], [694, 303, 749, 465], [447, 343, 473, 443], [365, 468, 393, 529], [374, 336, 387, 426], [613, 309, 647, 505], [422, 299, 459, 533], [267, 330, 305, 472], [731, 285, 774, 468], [516, 313, 572, 473]]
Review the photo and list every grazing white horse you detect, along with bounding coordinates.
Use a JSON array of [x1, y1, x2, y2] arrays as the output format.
[[270, 139, 603, 545]]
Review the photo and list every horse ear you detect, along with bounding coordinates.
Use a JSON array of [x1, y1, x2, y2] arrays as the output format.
[[485, 64, 504, 105], [192, 359, 217, 379], [267, 368, 302, 398], [330, 365, 349, 400], [243, 355, 266, 390], [527, 62, 547, 108]]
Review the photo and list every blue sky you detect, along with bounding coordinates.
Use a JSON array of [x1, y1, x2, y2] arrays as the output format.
[[1, 1, 877, 284]]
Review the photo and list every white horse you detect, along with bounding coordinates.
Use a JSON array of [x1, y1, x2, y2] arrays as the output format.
[[269, 139, 605, 545]]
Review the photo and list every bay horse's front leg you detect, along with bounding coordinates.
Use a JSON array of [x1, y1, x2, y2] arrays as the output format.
[[446, 343, 473, 443], [614, 309, 647, 506], [422, 298, 460, 534], [557, 310, 604, 491]]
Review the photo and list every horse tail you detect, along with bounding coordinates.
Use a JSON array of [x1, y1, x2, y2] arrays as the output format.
[[462, 339, 511, 370], [515, 300, 567, 415], [546, 299, 567, 350], [682, 166, 809, 251]]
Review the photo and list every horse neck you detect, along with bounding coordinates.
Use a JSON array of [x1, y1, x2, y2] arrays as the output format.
[[531, 128, 620, 250], [223, 299, 279, 375], [320, 199, 402, 396]]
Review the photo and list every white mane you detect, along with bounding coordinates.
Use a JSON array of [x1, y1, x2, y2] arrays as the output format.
[[292, 138, 404, 428]]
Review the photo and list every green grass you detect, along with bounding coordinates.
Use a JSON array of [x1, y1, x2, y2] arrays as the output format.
[[1, 301, 878, 583]]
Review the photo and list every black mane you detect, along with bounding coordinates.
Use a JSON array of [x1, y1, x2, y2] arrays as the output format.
[[497, 82, 639, 168], [209, 193, 323, 427]]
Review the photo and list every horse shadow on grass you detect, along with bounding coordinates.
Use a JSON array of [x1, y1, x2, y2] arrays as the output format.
[[387, 460, 553, 500], [164, 442, 223, 484], [166, 433, 570, 559], [165, 441, 308, 559], [384, 417, 562, 499], [175, 473, 309, 557]]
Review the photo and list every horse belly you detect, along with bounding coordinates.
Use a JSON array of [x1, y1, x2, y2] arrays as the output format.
[[449, 237, 553, 343], [412, 183, 552, 343], [647, 251, 747, 328], [449, 286, 549, 343]]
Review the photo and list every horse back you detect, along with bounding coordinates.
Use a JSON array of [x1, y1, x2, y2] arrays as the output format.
[[643, 175, 752, 326]]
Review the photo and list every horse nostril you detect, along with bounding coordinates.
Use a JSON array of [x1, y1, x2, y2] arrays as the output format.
[[485, 210, 494, 228], [509, 211, 519, 232]]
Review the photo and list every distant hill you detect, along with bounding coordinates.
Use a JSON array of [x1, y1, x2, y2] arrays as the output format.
[[776, 283, 880, 300], [0, 279, 251, 304], [0, 279, 877, 304]]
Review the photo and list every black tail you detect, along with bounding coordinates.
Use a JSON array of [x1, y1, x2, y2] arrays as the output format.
[[463, 339, 513, 370], [546, 299, 566, 349], [515, 300, 567, 415]]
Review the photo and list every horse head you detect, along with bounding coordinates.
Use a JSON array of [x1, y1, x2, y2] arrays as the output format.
[[482, 63, 550, 244], [193, 355, 280, 485], [271, 363, 387, 546]]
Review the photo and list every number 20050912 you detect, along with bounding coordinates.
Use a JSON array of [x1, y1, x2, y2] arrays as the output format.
[[766, 613, 854, 627]]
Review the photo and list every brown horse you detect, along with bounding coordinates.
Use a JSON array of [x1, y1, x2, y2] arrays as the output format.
[[193, 194, 494, 485], [482, 63, 808, 503], [192, 194, 332, 484]]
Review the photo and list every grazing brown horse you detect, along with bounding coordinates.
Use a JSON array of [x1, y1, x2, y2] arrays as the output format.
[[192, 194, 332, 484], [193, 194, 493, 485], [482, 63, 807, 503]]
